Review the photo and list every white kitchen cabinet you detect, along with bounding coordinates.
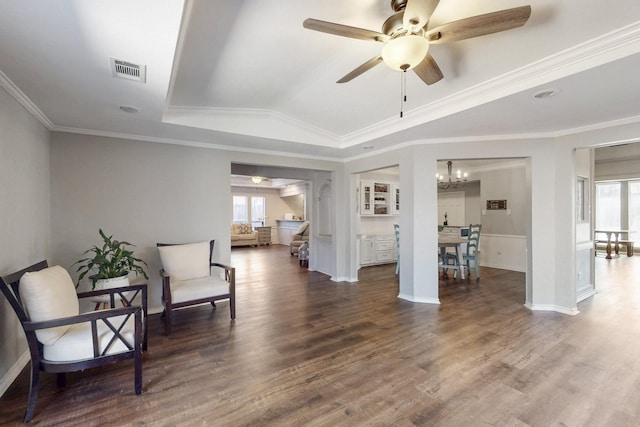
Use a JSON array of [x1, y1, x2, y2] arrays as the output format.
[[392, 184, 400, 215], [360, 236, 375, 265], [360, 181, 398, 216], [360, 181, 373, 215], [360, 234, 397, 266]]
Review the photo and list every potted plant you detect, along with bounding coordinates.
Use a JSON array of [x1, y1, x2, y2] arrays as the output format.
[[74, 229, 148, 291]]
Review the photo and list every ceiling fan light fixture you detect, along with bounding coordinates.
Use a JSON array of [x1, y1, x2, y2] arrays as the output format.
[[381, 34, 429, 71], [251, 176, 263, 184]]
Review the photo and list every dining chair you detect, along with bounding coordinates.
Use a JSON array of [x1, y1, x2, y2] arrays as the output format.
[[463, 224, 482, 279], [393, 224, 400, 275]]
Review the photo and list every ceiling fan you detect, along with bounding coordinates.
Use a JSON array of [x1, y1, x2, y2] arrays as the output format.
[[303, 0, 531, 85]]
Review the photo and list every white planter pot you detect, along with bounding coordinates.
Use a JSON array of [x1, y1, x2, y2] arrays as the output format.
[[91, 275, 130, 305]]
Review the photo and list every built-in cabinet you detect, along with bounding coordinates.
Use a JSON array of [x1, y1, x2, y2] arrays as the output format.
[[360, 234, 397, 266], [360, 181, 399, 216]]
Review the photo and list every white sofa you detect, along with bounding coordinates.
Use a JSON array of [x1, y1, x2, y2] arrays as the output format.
[[230, 223, 259, 247]]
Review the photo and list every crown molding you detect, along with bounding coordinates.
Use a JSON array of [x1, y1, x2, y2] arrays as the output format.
[[51, 126, 342, 162], [0, 69, 54, 129], [163, 106, 341, 147], [341, 20, 640, 147], [4, 19, 640, 161]]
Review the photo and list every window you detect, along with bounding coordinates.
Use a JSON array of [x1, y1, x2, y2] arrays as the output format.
[[232, 196, 248, 224], [629, 181, 640, 244], [576, 177, 588, 223], [595, 180, 640, 246], [595, 182, 620, 230], [232, 195, 266, 227], [251, 197, 265, 228]]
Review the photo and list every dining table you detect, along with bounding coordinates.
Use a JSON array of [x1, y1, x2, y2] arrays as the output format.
[[438, 236, 466, 279], [594, 229, 631, 259]]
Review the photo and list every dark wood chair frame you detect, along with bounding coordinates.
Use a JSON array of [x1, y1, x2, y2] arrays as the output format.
[[0, 260, 148, 423], [157, 240, 235, 335]]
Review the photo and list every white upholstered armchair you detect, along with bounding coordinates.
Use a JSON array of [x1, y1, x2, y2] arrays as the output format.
[[0, 261, 147, 422], [157, 240, 235, 335]]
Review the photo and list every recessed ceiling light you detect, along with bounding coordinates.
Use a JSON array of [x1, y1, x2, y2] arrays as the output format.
[[363, 145, 374, 150], [533, 90, 558, 99], [119, 105, 139, 113]]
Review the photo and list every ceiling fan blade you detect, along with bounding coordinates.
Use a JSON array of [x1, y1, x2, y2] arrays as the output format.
[[426, 5, 531, 43], [303, 18, 388, 42], [413, 53, 443, 85], [403, 0, 440, 31], [337, 56, 383, 83]]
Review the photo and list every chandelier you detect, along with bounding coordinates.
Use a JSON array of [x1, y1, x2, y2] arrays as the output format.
[[437, 161, 468, 190]]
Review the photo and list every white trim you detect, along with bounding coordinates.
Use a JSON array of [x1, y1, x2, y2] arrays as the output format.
[[0, 69, 54, 129], [0, 350, 30, 398], [148, 306, 164, 315], [51, 127, 341, 162], [524, 303, 580, 316], [481, 262, 527, 273], [576, 241, 595, 251], [330, 276, 355, 283], [2, 21, 640, 160], [164, 106, 341, 146], [341, 21, 640, 147], [577, 289, 597, 303], [481, 233, 526, 239], [398, 293, 440, 304]]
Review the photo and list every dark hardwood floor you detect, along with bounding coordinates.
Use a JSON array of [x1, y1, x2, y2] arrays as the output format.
[[2, 246, 640, 426]]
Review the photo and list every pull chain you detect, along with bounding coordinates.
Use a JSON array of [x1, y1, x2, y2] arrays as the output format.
[[400, 69, 407, 118]]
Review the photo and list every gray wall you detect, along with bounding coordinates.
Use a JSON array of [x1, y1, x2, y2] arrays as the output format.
[[50, 132, 232, 308], [478, 165, 527, 236], [0, 87, 51, 391], [437, 164, 527, 236]]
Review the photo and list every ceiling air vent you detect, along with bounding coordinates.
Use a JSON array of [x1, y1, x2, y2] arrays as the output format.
[[110, 58, 146, 83]]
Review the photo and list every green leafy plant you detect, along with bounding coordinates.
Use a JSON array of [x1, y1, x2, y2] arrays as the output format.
[[74, 229, 149, 289]]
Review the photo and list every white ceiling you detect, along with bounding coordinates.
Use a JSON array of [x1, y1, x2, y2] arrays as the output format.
[[1, 0, 640, 160]]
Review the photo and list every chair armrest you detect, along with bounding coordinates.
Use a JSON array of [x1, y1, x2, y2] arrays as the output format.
[[23, 305, 141, 332], [24, 305, 144, 356], [78, 283, 148, 313], [210, 262, 233, 271], [210, 263, 235, 286]]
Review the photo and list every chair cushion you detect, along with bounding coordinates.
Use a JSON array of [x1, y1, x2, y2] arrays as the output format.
[[170, 276, 230, 304], [158, 241, 210, 281], [20, 266, 79, 346], [43, 314, 136, 362], [233, 233, 257, 241], [294, 221, 309, 235]]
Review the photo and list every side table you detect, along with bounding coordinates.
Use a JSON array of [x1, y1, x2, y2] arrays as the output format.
[[256, 226, 272, 246]]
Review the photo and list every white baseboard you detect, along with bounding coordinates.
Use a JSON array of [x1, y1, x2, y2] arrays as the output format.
[[577, 289, 597, 303], [397, 293, 440, 304], [330, 276, 357, 283], [481, 262, 527, 273], [524, 303, 580, 315], [148, 305, 164, 315], [0, 350, 30, 398]]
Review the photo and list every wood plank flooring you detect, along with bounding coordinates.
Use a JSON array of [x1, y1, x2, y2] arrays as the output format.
[[2, 246, 640, 426]]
